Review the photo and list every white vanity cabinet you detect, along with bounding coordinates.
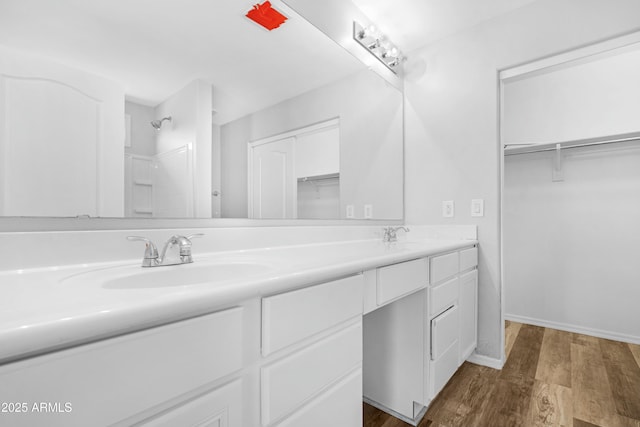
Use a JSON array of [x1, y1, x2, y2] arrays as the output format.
[[427, 246, 478, 399], [0, 308, 244, 427], [0, 238, 478, 427], [260, 274, 364, 426], [363, 245, 478, 424], [363, 259, 429, 422]]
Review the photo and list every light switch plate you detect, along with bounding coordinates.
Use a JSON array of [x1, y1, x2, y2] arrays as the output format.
[[346, 204, 355, 218], [364, 204, 373, 219], [471, 199, 484, 217], [442, 200, 454, 218]]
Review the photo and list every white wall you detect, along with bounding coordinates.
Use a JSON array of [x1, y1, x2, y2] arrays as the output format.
[[155, 80, 212, 218], [504, 45, 640, 144], [504, 144, 640, 342], [221, 68, 403, 220], [403, 0, 640, 360]]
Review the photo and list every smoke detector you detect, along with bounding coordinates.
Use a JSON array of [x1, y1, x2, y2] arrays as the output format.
[[246, 1, 288, 31]]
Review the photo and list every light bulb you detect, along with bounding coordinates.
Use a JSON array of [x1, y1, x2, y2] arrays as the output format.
[[365, 25, 377, 37]]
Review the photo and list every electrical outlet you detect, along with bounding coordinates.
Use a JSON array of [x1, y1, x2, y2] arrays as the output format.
[[442, 200, 454, 218], [364, 204, 373, 219], [346, 204, 355, 218], [471, 199, 484, 217]]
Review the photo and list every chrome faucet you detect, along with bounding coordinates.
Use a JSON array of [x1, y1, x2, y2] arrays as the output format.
[[127, 234, 203, 267], [382, 226, 410, 243]]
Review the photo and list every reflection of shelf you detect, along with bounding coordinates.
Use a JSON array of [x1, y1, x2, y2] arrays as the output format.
[[297, 173, 339, 183], [133, 180, 153, 186], [134, 208, 153, 214]]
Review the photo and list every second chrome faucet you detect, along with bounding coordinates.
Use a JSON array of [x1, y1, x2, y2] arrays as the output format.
[[127, 234, 204, 267], [382, 226, 410, 243]]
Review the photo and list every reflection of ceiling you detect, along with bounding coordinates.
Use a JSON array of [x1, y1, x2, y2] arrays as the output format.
[[0, 0, 363, 124], [0, 0, 540, 124], [351, 0, 539, 53]]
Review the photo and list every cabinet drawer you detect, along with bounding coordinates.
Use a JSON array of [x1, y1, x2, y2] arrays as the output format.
[[262, 275, 363, 356], [429, 276, 459, 317], [261, 322, 362, 426], [459, 246, 478, 271], [429, 337, 459, 398], [141, 379, 242, 427], [275, 369, 362, 427], [0, 308, 243, 427], [376, 258, 428, 305], [430, 252, 459, 284], [431, 305, 459, 360]]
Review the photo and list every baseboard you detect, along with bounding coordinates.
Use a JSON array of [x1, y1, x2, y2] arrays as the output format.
[[362, 397, 426, 426], [505, 314, 640, 345], [466, 352, 504, 370]]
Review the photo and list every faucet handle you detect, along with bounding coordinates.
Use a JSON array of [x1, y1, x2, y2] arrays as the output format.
[[127, 236, 159, 266], [382, 226, 410, 243], [171, 234, 204, 258]]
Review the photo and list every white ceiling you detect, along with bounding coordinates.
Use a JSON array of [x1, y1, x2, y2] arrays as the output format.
[[351, 0, 538, 53], [0, 0, 538, 124]]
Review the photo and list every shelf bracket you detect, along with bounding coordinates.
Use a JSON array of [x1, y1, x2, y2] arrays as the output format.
[[552, 143, 564, 182]]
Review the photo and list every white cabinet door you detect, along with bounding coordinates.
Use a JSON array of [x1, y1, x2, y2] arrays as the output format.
[[459, 269, 478, 363], [429, 305, 459, 398], [0, 308, 243, 427], [261, 274, 363, 356], [275, 369, 362, 427], [140, 379, 242, 427], [261, 322, 362, 425]]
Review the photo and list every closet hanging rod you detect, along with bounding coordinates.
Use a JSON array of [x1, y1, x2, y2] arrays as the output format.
[[504, 131, 640, 156], [297, 173, 340, 182]]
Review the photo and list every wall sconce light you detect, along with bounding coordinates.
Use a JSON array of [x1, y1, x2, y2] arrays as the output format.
[[353, 21, 404, 73]]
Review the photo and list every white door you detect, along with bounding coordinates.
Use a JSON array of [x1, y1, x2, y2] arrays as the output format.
[[249, 137, 295, 219]]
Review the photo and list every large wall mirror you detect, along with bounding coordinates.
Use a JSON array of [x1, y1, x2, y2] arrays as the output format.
[[0, 0, 403, 223]]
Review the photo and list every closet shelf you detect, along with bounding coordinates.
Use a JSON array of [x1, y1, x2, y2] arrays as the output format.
[[504, 131, 640, 156]]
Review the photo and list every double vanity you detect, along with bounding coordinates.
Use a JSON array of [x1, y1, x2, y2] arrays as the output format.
[[0, 226, 478, 427]]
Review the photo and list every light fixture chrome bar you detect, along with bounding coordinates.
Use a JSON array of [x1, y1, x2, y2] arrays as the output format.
[[353, 21, 403, 74]]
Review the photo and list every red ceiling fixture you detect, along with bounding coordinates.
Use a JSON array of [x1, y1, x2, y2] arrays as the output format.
[[246, 1, 288, 31]]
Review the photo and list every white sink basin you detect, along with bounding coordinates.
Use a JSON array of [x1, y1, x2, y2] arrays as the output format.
[[103, 261, 274, 289], [59, 258, 277, 289]]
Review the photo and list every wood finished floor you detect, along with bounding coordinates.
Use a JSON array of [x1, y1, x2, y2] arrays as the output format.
[[363, 321, 640, 427]]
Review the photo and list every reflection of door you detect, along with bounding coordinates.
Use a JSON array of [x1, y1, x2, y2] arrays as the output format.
[[248, 137, 295, 219], [0, 47, 124, 217], [152, 144, 195, 218]]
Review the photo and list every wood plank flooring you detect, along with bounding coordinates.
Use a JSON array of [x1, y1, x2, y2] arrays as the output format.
[[363, 321, 640, 427]]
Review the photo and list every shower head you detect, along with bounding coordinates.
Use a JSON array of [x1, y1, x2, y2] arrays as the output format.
[[151, 116, 172, 130]]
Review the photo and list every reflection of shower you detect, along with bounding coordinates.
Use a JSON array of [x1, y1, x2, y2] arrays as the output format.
[[150, 116, 172, 130]]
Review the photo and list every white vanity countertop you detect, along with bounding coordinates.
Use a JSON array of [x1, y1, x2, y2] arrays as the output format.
[[0, 238, 476, 364]]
